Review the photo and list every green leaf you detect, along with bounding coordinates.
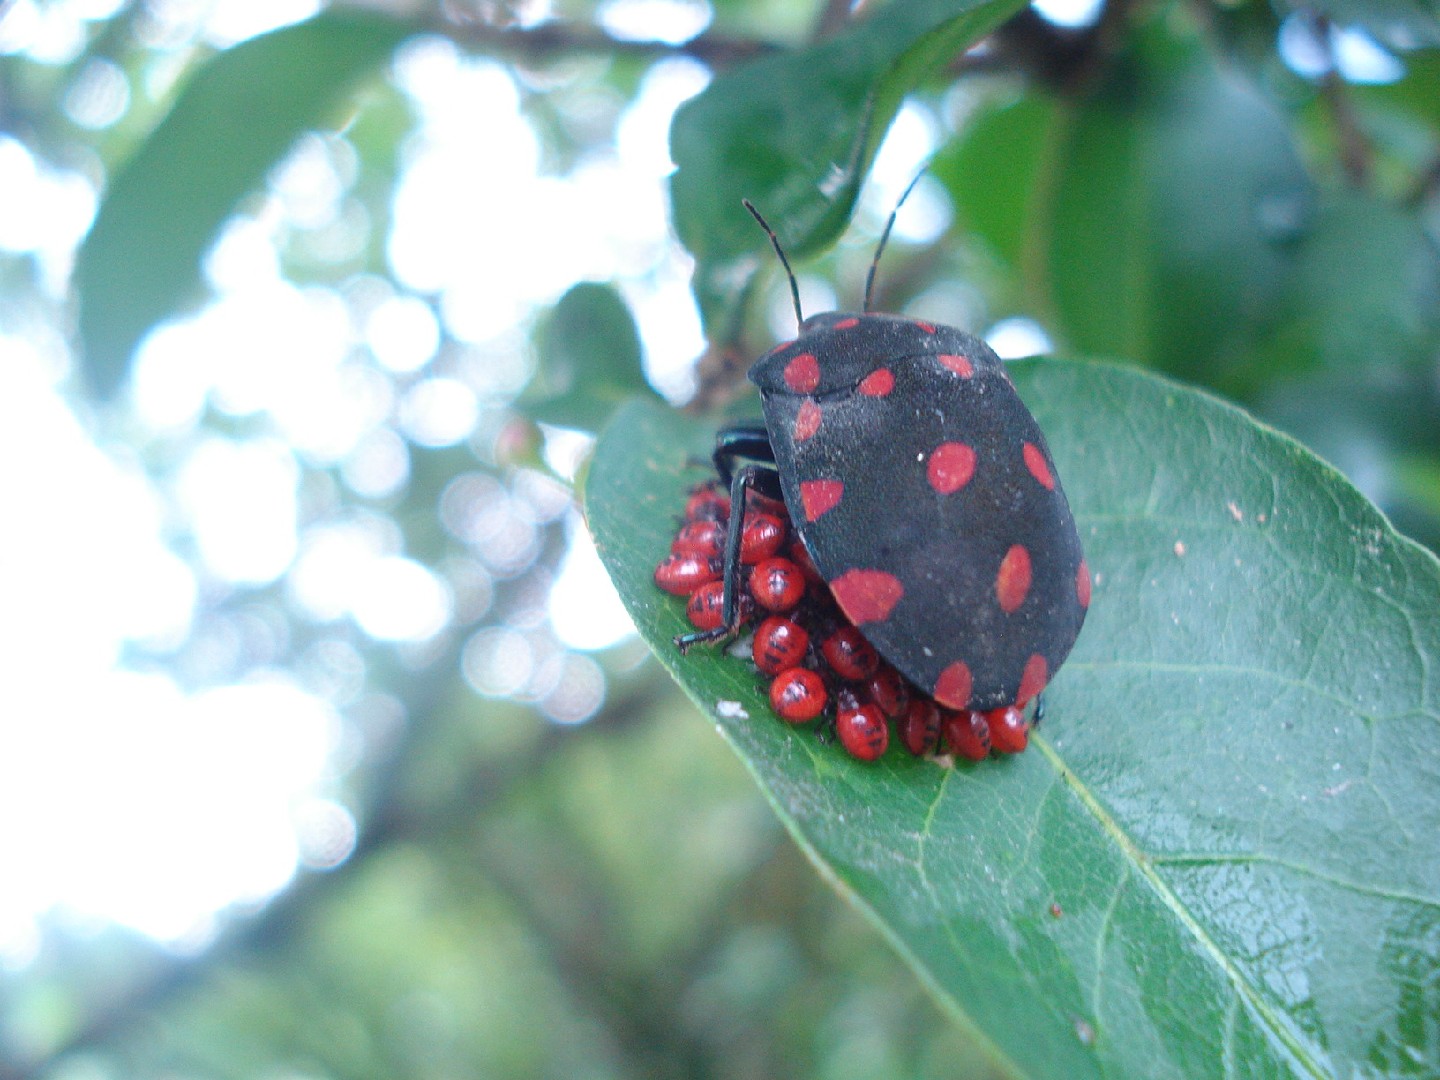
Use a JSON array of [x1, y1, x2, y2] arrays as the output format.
[[1257, 367, 1440, 554], [1254, 190, 1440, 377], [934, 90, 1055, 284], [1367, 45, 1440, 127], [522, 282, 653, 432], [75, 11, 417, 398], [668, 0, 1029, 330], [1034, 26, 1313, 390], [585, 367, 1440, 1078]]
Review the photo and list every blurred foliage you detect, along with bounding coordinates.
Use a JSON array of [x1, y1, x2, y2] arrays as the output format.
[[524, 282, 654, 428], [74, 10, 420, 395], [1, 0, 1438, 1076]]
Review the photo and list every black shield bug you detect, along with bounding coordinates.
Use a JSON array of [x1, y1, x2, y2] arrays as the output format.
[[676, 178, 1089, 721]]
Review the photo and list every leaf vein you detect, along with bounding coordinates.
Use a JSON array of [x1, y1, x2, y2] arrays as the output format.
[[1148, 852, 1440, 911], [1035, 741, 1332, 1079]]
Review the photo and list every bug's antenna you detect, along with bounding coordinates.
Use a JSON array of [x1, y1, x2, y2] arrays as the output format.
[[863, 169, 927, 313], [743, 199, 804, 330]]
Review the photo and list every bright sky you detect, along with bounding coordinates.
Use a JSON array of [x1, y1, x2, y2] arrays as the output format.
[[0, 0, 1400, 962]]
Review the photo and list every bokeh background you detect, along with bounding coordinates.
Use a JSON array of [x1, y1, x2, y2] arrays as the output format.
[[1, 0, 1436, 1075]]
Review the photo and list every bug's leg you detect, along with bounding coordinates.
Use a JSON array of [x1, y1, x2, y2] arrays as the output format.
[[711, 423, 773, 486], [1032, 692, 1046, 728], [675, 461, 781, 652]]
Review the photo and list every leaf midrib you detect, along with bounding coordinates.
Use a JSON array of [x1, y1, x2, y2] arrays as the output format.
[[1033, 736, 1328, 1079]]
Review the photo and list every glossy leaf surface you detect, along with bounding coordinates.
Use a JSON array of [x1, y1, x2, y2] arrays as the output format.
[[586, 366, 1440, 1078]]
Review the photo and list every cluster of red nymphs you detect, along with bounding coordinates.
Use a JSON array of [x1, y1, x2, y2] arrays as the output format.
[[654, 482, 1032, 763]]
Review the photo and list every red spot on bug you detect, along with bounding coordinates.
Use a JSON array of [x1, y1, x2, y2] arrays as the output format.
[[784, 353, 820, 393], [834, 317, 859, 330], [800, 479, 843, 522], [996, 544, 1032, 613], [1076, 560, 1091, 608], [1017, 653, 1048, 705], [829, 569, 904, 625], [1024, 442, 1055, 490], [794, 400, 822, 441], [857, 368, 894, 396], [933, 661, 973, 710], [915, 320, 937, 334], [927, 442, 976, 494], [938, 354, 973, 377]]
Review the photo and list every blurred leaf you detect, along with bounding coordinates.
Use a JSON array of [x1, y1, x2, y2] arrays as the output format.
[[934, 90, 1055, 283], [1370, 45, 1440, 126], [75, 11, 417, 398], [1258, 364, 1440, 554], [669, 0, 1029, 330], [1346, 48, 1440, 214], [1302, 0, 1440, 50], [1034, 25, 1313, 391], [586, 369, 1440, 1078], [1396, 454, 1440, 526], [523, 282, 653, 431], [1255, 190, 1440, 375]]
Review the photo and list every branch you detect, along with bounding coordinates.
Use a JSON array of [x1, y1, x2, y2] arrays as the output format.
[[421, 12, 779, 66], [812, 0, 858, 40], [1319, 71, 1373, 186], [1405, 151, 1440, 208]]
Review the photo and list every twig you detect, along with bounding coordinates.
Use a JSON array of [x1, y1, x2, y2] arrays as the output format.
[[1319, 70, 1373, 186], [1403, 151, 1440, 208], [421, 13, 778, 66], [812, 0, 857, 40]]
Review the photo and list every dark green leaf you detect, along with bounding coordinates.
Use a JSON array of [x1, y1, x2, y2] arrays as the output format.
[[1257, 367, 1440, 553], [1034, 25, 1313, 390], [523, 282, 652, 431], [585, 368, 1440, 1078], [75, 11, 417, 398], [669, 0, 1029, 329], [1254, 190, 1440, 376], [1035, 81, 1152, 362]]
